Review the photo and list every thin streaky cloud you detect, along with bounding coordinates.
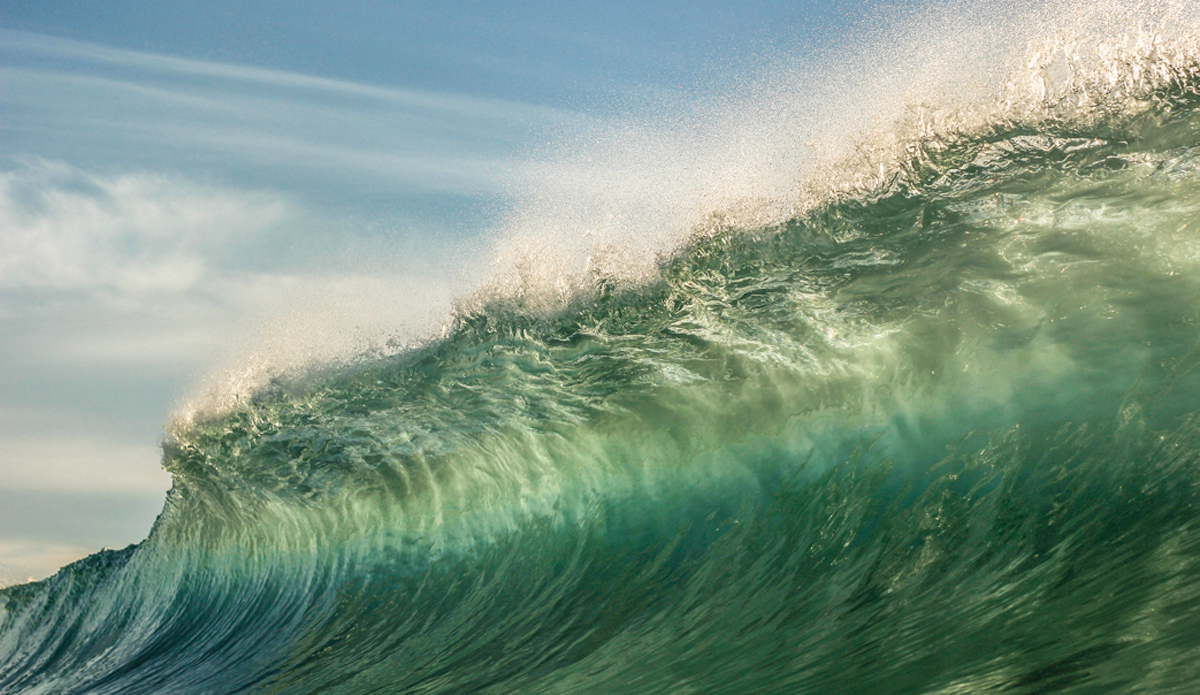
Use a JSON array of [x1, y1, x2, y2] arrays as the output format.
[[2, 34, 598, 201], [0, 28, 583, 123]]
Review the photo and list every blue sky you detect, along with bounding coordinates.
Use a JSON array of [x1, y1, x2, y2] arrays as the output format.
[[1, 1, 865, 104], [0, 0, 947, 583]]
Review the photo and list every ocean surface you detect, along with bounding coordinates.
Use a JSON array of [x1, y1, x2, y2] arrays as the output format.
[[5, 3, 1200, 693]]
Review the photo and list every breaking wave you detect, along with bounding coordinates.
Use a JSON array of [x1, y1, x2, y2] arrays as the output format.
[[5, 2, 1200, 692]]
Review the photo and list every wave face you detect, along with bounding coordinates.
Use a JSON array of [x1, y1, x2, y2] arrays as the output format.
[[7, 10, 1200, 695]]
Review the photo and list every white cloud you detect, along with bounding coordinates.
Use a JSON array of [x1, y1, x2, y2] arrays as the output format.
[[0, 541, 97, 586], [0, 159, 291, 294], [0, 158, 474, 379]]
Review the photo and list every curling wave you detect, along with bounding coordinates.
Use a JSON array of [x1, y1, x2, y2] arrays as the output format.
[[5, 3, 1200, 693]]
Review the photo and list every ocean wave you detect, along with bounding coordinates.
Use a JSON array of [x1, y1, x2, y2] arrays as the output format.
[[5, 3, 1200, 693]]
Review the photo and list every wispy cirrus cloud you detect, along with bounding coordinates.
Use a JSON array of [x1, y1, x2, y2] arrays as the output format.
[[0, 28, 588, 201]]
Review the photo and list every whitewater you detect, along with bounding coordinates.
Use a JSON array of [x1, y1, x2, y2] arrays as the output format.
[[5, 0, 1200, 692]]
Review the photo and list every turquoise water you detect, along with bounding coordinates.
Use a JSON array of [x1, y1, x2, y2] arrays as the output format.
[[5, 9, 1200, 694]]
